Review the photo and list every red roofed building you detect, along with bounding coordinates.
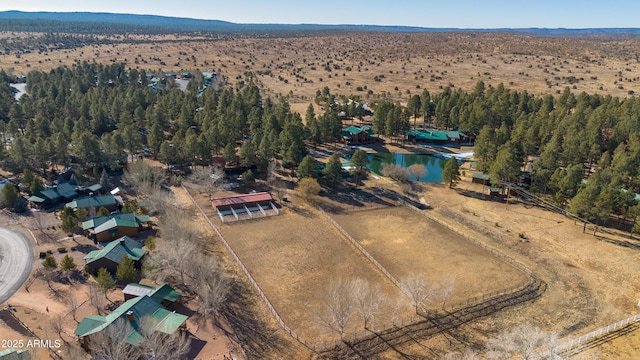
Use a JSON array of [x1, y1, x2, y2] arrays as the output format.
[[212, 192, 279, 222]]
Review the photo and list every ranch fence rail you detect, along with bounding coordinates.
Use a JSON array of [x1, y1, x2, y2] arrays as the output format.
[[537, 313, 640, 359], [319, 276, 546, 356], [316, 205, 405, 292], [181, 185, 316, 352], [186, 184, 546, 355], [316, 199, 546, 355], [398, 198, 536, 278], [506, 184, 619, 237], [0, 307, 63, 360]]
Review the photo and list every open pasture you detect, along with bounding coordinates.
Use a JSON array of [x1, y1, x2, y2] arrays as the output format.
[[216, 206, 408, 345], [332, 206, 530, 303]]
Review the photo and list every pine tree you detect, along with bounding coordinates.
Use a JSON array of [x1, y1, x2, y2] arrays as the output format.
[[1, 182, 19, 209], [442, 158, 461, 188], [42, 254, 58, 269], [60, 254, 76, 272], [61, 206, 79, 236], [298, 155, 318, 179], [350, 149, 369, 186], [323, 154, 343, 183], [99, 169, 110, 190], [116, 256, 137, 284], [96, 268, 116, 302]]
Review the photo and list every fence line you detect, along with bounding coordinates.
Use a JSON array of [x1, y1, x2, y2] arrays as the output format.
[[0, 307, 63, 360], [316, 205, 405, 292], [181, 185, 317, 352], [315, 199, 546, 355], [542, 313, 640, 358], [398, 199, 535, 278]]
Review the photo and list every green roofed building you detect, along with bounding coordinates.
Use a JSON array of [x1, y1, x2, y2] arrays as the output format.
[[407, 129, 449, 143], [0, 348, 30, 360], [123, 283, 182, 308], [84, 236, 146, 274], [66, 194, 123, 212], [341, 125, 376, 145], [56, 182, 79, 200], [74, 295, 188, 352], [472, 173, 491, 185], [82, 212, 151, 242]]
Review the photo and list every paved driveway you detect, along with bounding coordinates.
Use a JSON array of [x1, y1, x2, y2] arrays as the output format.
[[0, 227, 33, 304]]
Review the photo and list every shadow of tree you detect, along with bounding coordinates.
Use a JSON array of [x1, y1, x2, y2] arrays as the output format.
[[220, 279, 288, 359]]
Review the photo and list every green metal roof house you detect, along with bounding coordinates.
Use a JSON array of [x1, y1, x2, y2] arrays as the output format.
[[342, 125, 376, 144], [74, 295, 188, 351], [56, 182, 79, 200], [66, 194, 123, 212], [123, 283, 182, 308], [82, 213, 152, 242], [84, 236, 146, 274], [407, 129, 449, 143]]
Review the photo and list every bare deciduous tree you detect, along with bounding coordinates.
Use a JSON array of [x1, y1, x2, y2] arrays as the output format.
[[440, 277, 455, 310], [401, 274, 439, 314], [31, 210, 51, 242], [144, 237, 198, 288], [190, 253, 229, 325], [88, 318, 139, 360], [486, 323, 561, 360], [189, 166, 224, 199], [317, 278, 356, 341], [390, 295, 410, 327], [443, 349, 480, 360], [123, 158, 168, 195], [407, 163, 427, 181], [267, 159, 277, 188], [87, 284, 105, 315], [352, 278, 385, 330], [66, 296, 81, 323], [138, 317, 192, 360]]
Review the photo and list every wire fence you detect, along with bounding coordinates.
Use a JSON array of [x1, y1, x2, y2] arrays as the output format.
[[181, 185, 316, 352]]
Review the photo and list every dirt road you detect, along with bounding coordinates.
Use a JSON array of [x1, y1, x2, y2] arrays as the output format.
[[0, 227, 33, 304]]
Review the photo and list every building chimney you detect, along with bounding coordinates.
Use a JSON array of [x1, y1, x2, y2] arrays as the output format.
[[126, 310, 134, 323]]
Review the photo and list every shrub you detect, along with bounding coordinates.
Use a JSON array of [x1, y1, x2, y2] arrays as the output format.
[[39, 252, 47, 259], [57, 247, 67, 253], [380, 163, 410, 182]]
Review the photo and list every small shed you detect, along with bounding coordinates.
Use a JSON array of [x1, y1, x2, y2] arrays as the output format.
[[212, 192, 279, 222]]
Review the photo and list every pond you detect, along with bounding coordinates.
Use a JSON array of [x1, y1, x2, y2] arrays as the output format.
[[367, 152, 450, 183]]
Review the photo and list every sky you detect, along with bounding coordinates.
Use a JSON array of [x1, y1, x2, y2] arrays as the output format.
[[1, 0, 639, 29]]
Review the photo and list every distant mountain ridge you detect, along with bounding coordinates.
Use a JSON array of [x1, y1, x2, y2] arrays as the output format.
[[1, 10, 640, 35]]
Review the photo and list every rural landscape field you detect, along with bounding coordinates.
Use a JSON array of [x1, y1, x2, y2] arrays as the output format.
[[1, 5, 640, 360]]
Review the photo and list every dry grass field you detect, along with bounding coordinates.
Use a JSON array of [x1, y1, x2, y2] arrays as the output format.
[[218, 208, 410, 345], [331, 206, 530, 302], [3, 32, 640, 106]]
